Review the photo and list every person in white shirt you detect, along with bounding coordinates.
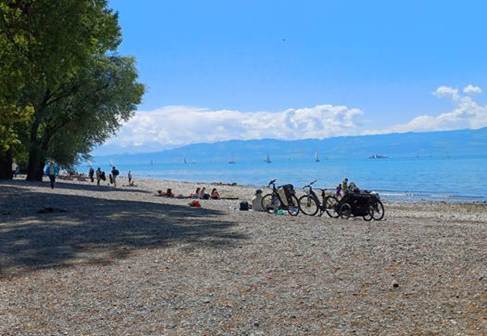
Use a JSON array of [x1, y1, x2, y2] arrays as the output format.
[[251, 189, 264, 211]]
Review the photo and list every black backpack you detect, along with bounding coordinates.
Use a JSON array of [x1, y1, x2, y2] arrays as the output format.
[[239, 201, 249, 211], [113, 169, 119, 176]]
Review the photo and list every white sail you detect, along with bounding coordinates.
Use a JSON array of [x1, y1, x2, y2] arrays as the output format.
[[315, 152, 320, 162], [265, 154, 271, 163]]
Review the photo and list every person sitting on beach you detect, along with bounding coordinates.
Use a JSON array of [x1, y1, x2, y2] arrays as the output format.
[[348, 182, 359, 193], [210, 188, 220, 200], [251, 189, 264, 211], [336, 184, 343, 198], [191, 187, 201, 198], [158, 188, 175, 197], [341, 178, 348, 194], [199, 187, 210, 199]]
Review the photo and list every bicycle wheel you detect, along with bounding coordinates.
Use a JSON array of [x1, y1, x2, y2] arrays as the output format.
[[287, 194, 300, 216], [298, 195, 319, 216], [324, 196, 340, 218], [363, 205, 374, 221], [339, 203, 352, 219], [261, 193, 280, 212], [372, 200, 385, 220]]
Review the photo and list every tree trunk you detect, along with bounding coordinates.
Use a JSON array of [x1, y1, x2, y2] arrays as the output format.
[[26, 145, 43, 181], [0, 149, 13, 180], [26, 112, 43, 181]]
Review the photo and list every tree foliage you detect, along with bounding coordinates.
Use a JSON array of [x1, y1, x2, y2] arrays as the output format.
[[0, 0, 144, 179], [44, 56, 144, 166]]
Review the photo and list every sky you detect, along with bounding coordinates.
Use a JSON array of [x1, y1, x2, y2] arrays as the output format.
[[99, 0, 487, 154]]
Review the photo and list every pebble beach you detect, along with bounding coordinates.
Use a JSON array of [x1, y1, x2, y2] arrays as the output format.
[[1, 177, 486, 335]]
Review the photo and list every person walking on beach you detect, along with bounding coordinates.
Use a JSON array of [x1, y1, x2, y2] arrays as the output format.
[[128, 170, 133, 185], [12, 162, 19, 178], [89, 167, 95, 182], [45, 160, 59, 189], [111, 166, 120, 188], [96, 167, 102, 186]]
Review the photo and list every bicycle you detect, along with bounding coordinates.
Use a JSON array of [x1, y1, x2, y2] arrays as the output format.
[[298, 180, 339, 218], [261, 179, 300, 216]]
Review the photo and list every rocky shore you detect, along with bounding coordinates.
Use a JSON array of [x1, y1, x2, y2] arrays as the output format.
[[1, 177, 486, 335]]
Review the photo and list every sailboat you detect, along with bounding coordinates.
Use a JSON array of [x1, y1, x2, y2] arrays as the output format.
[[265, 154, 272, 163], [228, 155, 236, 164], [314, 152, 320, 162], [183, 157, 188, 164]]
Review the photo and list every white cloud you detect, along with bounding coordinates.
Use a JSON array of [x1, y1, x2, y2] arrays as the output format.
[[383, 85, 487, 133], [463, 84, 482, 95], [433, 86, 459, 100], [98, 84, 487, 153], [105, 104, 363, 152]]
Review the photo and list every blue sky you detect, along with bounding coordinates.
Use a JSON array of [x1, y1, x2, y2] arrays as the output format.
[[101, 0, 487, 153]]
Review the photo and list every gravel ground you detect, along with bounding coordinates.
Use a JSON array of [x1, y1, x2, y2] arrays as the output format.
[[0, 177, 486, 335]]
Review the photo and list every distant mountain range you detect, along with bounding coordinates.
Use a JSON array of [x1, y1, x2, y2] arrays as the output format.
[[93, 128, 487, 165]]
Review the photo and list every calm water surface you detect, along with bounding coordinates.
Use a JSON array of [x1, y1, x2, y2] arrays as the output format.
[[85, 157, 487, 202]]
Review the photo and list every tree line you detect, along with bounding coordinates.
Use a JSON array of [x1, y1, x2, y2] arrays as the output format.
[[0, 0, 144, 180]]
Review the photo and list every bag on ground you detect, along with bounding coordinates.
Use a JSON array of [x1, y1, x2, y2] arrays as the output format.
[[239, 201, 249, 211]]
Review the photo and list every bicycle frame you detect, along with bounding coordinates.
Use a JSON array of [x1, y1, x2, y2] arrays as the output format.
[[268, 181, 294, 208], [302, 182, 335, 216]]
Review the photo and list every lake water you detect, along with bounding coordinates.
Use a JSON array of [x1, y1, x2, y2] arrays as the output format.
[[85, 157, 487, 202]]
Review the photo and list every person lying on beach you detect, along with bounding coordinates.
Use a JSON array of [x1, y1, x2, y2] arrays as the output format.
[[210, 188, 220, 200], [157, 188, 175, 197]]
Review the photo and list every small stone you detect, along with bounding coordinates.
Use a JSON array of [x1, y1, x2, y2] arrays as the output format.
[[391, 280, 399, 288], [253, 321, 260, 327]]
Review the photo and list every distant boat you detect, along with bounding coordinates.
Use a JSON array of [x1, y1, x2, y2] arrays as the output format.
[[315, 152, 320, 162], [228, 155, 236, 164], [183, 157, 188, 164], [369, 154, 389, 159], [265, 154, 272, 163]]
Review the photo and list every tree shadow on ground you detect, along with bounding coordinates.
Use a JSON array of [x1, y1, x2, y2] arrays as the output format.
[[0, 185, 246, 278], [2, 178, 152, 194]]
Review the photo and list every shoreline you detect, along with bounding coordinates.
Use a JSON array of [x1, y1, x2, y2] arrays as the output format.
[[5, 174, 487, 204], [88, 173, 487, 204]]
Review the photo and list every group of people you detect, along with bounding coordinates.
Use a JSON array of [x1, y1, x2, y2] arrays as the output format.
[[191, 187, 220, 200], [336, 177, 360, 198], [87, 166, 132, 187], [157, 186, 221, 200]]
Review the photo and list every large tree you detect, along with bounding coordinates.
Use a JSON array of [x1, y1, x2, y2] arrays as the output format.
[[0, 0, 134, 180], [42, 56, 144, 167]]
